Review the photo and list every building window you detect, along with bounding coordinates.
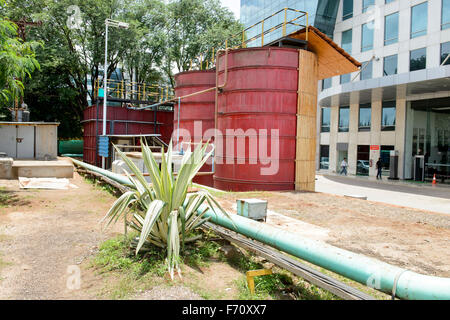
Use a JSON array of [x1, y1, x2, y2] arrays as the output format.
[[384, 12, 399, 45], [360, 60, 373, 80], [381, 101, 396, 131], [340, 73, 351, 84], [442, 0, 450, 30], [320, 145, 330, 170], [383, 54, 398, 76], [321, 107, 331, 132], [363, 0, 374, 13], [343, 0, 353, 20], [322, 78, 332, 90], [411, 2, 428, 39], [385, 0, 395, 3], [410, 48, 427, 71], [341, 29, 352, 54], [441, 42, 450, 65], [359, 104, 371, 131], [339, 107, 350, 132], [361, 21, 374, 52]]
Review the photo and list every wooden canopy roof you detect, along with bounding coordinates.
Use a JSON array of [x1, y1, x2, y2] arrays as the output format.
[[289, 26, 361, 80]]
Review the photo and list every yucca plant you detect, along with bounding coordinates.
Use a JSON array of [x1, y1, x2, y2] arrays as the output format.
[[101, 139, 232, 279]]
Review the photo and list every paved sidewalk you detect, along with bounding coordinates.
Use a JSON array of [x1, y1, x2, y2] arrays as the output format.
[[315, 174, 450, 215]]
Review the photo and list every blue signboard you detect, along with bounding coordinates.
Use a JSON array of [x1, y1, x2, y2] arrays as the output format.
[[98, 136, 109, 158]]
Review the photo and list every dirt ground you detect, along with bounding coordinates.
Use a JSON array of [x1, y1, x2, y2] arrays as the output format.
[[1, 173, 449, 300], [0, 173, 243, 300], [216, 191, 450, 277]]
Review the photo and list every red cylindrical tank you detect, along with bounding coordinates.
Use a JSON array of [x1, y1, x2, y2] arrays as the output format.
[[214, 47, 299, 191], [174, 70, 216, 187]]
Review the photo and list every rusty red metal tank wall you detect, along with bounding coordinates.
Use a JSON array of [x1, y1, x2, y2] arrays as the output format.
[[174, 70, 216, 187], [82, 105, 174, 165], [214, 47, 299, 191]]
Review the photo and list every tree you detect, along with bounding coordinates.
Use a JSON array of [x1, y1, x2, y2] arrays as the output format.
[[1, 0, 242, 137], [164, 0, 242, 87], [122, 0, 168, 86], [3, 0, 138, 136], [0, 0, 40, 119]]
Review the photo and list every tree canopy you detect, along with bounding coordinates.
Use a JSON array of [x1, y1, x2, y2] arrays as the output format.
[[0, 0, 242, 138], [0, 0, 40, 119]]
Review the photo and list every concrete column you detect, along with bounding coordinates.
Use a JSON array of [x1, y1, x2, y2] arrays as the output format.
[[369, 93, 382, 177], [348, 101, 359, 175], [395, 86, 407, 179], [329, 103, 339, 174], [404, 101, 414, 179]]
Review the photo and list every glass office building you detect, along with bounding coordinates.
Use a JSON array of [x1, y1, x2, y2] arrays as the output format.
[[317, 0, 450, 183], [242, 0, 450, 183], [240, 0, 340, 44]]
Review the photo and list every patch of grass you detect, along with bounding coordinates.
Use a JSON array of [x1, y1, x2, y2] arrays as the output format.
[[90, 233, 168, 299], [91, 233, 167, 278], [227, 249, 339, 300], [183, 231, 225, 268], [0, 187, 12, 208], [82, 175, 120, 197]]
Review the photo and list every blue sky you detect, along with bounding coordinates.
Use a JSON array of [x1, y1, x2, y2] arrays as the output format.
[[220, 0, 240, 20]]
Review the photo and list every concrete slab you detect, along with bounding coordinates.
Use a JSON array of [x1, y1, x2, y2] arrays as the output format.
[[12, 160, 73, 179]]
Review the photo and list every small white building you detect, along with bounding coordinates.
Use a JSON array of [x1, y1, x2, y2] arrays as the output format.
[[0, 122, 59, 160]]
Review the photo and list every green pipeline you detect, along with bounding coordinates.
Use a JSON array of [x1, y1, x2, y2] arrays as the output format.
[[71, 158, 450, 300]]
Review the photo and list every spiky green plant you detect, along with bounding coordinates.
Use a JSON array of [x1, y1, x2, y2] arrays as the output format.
[[101, 139, 232, 279]]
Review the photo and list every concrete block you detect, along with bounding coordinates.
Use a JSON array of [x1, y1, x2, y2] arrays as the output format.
[[0, 157, 14, 179], [237, 199, 268, 221], [12, 160, 73, 179]]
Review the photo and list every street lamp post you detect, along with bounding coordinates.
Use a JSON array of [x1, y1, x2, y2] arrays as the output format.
[[102, 19, 129, 169]]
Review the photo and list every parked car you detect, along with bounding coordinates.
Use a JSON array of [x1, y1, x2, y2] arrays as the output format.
[[320, 157, 329, 169], [357, 160, 370, 175]]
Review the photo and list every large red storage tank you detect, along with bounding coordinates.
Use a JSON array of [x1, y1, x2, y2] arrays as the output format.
[[214, 47, 299, 191], [174, 70, 216, 187]]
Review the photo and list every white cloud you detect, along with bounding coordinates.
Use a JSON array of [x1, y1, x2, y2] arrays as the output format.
[[220, 0, 241, 20]]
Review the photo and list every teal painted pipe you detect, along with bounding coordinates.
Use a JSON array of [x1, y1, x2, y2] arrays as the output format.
[[72, 158, 133, 187], [203, 208, 450, 300], [71, 159, 450, 300]]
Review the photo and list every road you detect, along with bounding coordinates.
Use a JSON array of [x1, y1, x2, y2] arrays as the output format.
[[315, 174, 450, 215]]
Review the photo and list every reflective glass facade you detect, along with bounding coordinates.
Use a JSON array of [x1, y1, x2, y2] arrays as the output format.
[[240, 0, 340, 41], [360, 60, 373, 80], [383, 54, 398, 75], [321, 107, 331, 132], [410, 47, 427, 71], [322, 77, 332, 90], [339, 107, 350, 132], [443, 0, 450, 30], [361, 21, 374, 52], [384, 12, 399, 45], [441, 41, 450, 65], [411, 2, 428, 38], [381, 101, 396, 131], [343, 0, 353, 20], [340, 73, 351, 84], [410, 102, 450, 180], [359, 104, 371, 131], [341, 29, 352, 53], [362, 0, 374, 13]]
